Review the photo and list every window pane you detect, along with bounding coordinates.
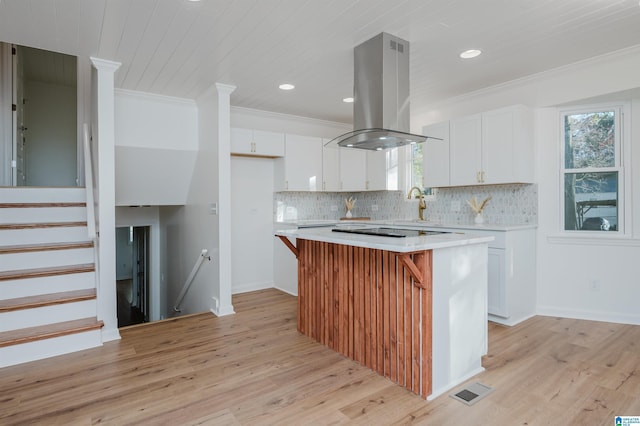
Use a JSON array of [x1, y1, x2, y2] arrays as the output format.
[[564, 171, 618, 231], [411, 143, 423, 188], [564, 111, 615, 169]]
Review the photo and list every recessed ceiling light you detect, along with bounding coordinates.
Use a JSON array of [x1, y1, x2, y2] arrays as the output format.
[[346, 144, 354, 147], [343, 97, 354, 103], [460, 49, 482, 59], [376, 147, 383, 151], [279, 83, 295, 90]]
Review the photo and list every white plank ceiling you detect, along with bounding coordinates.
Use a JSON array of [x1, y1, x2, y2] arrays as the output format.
[[1, 0, 639, 124]]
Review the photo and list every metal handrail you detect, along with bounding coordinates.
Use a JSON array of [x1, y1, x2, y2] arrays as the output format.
[[83, 123, 96, 239], [173, 249, 211, 313]]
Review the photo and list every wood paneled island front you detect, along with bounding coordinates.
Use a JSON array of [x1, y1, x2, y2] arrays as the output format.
[[276, 226, 493, 400]]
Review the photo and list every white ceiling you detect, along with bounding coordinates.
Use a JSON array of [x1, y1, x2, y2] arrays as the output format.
[[1, 0, 639, 124]]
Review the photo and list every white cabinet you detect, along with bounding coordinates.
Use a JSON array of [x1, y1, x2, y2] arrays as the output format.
[[487, 247, 507, 317], [231, 127, 285, 157], [450, 114, 483, 186], [322, 142, 340, 191], [431, 226, 536, 326], [339, 148, 367, 191], [422, 121, 451, 187], [448, 105, 534, 186], [366, 151, 387, 190], [481, 105, 534, 184], [274, 134, 323, 191]]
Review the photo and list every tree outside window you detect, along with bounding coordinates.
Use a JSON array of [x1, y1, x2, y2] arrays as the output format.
[[562, 109, 621, 231]]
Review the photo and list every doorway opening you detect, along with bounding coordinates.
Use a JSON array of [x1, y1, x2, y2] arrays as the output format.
[[0, 43, 77, 186], [116, 226, 150, 327]]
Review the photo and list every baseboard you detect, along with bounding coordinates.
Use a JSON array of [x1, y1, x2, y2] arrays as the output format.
[[488, 312, 536, 327], [211, 304, 235, 317], [536, 306, 640, 325], [231, 281, 274, 295], [428, 366, 486, 401], [273, 285, 297, 297], [101, 327, 122, 342]]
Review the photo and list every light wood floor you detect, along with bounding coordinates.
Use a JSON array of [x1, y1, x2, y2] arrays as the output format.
[[1, 289, 639, 425]]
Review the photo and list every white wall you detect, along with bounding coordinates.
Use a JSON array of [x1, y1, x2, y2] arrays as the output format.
[[231, 106, 350, 139], [114, 89, 198, 206], [230, 107, 351, 295], [231, 156, 275, 293], [414, 46, 640, 325], [25, 80, 77, 186], [0, 43, 12, 186]]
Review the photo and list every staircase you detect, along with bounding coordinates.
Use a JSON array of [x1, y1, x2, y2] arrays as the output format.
[[0, 187, 103, 368]]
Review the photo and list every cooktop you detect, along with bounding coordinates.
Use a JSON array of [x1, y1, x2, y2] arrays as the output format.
[[331, 227, 448, 238]]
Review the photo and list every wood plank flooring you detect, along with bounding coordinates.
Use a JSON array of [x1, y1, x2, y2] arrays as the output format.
[[1, 288, 639, 425]]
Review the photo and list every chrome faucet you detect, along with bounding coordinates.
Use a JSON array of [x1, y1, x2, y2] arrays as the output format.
[[407, 186, 427, 221]]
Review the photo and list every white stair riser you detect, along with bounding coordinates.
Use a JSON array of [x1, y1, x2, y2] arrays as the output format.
[[0, 300, 97, 332], [0, 247, 94, 271], [0, 187, 86, 203], [0, 207, 87, 225], [0, 227, 90, 245], [0, 329, 102, 368], [0, 271, 95, 300]]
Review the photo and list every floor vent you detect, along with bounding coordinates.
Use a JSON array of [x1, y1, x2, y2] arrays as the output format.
[[449, 382, 494, 406]]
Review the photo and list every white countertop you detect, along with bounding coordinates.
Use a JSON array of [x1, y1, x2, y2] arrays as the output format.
[[275, 219, 537, 232], [275, 226, 494, 253]]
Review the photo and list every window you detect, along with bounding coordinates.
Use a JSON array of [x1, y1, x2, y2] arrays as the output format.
[[386, 148, 399, 190], [561, 106, 624, 232], [408, 142, 423, 190]]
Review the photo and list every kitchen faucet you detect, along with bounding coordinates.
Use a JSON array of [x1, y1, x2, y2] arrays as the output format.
[[407, 186, 427, 221]]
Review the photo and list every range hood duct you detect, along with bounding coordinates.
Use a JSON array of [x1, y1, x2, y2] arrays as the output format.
[[328, 32, 437, 151]]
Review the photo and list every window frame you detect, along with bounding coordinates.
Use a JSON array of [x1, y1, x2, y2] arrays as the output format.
[[559, 102, 628, 236]]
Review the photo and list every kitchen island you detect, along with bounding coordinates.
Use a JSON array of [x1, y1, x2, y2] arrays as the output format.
[[275, 226, 493, 400]]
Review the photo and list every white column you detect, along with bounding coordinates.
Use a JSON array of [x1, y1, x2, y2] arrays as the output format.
[[214, 82, 236, 316], [90, 57, 121, 341]]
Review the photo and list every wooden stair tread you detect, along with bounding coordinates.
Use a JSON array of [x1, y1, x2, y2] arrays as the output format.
[[0, 202, 86, 208], [0, 241, 93, 254], [0, 263, 95, 281], [0, 221, 87, 230], [0, 288, 96, 312], [0, 317, 103, 348]]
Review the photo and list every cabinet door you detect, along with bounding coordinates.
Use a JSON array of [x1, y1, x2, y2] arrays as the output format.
[[282, 134, 323, 191], [322, 142, 340, 191], [422, 121, 450, 187], [482, 105, 533, 184], [450, 114, 482, 186], [253, 130, 285, 157], [340, 148, 366, 191], [487, 247, 508, 318], [230, 127, 253, 155], [366, 150, 387, 190]]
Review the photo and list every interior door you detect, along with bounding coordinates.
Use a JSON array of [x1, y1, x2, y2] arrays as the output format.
[[12, 45, 26, 186], [133, 226, 149, 322]]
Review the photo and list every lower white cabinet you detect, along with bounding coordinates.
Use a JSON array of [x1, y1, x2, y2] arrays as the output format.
[[487, 247, 507, 317], [440, 227, 536, 326]]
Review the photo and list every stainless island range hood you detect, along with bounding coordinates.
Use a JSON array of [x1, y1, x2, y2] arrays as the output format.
[[328, 32, 438, 150]]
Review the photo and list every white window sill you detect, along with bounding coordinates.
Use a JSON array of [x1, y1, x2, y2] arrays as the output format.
[[547, 235, 640, 247]]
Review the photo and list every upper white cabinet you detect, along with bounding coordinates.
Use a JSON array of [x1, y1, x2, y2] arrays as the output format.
[[274, 134, 323, 191], [450, 114, 484, 186], [366, 150, 387, 191], [450, 105, 534, 186], [422, 121, 451, 187], [481, 105, 534, 185], [340, 148, 367, 191], [231, 127, 285, 157], [322, 141, 340, 191]]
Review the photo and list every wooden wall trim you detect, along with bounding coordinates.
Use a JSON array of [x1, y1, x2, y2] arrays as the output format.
[[296, 239, 433, 399]]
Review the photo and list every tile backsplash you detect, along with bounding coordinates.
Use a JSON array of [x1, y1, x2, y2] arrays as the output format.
[[274, 183, 537, 225]]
